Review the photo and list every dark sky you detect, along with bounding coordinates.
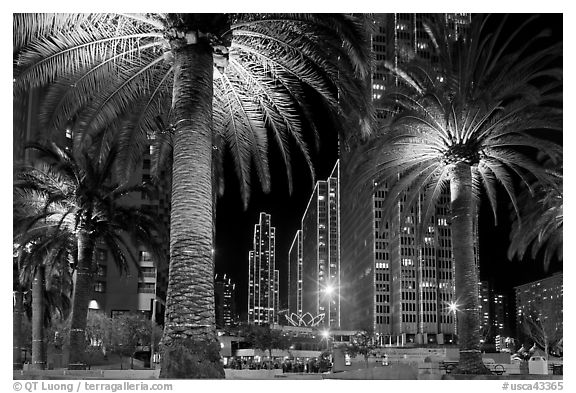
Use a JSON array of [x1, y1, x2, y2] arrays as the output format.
[[213, 13, 563, 319]]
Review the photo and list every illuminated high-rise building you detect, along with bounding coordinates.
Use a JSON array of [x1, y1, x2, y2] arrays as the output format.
[[289, 162, 340, 328], [247, 212, 278, 325], [515, 272, 563, 343], [339, 13, 471, 345], [215, 274, 237, 328]]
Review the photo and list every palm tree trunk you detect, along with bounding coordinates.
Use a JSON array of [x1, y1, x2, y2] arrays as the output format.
[[159, 39, 223, 378], [450, 163, 489, 374], [31, 265, 46, 370], [13, 287, 24, 370], [68, 229, 95, 369]]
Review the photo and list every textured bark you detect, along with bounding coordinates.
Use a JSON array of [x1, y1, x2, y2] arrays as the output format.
[[68, 229, 95, 369], [450, 163, 490, 374], [160, 40, 223, 378], [13, 289, 24, 369], [31, 265, 46, 370]]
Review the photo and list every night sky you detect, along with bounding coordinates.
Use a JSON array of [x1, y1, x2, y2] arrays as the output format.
[[213, 13, 563, 320]]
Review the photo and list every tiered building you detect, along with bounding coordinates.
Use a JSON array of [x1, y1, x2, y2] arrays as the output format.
[[248, 213, 279, 325]]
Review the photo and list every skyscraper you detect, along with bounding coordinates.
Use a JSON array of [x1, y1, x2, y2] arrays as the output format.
[[296, 162, 340, 328], [339, 13, 470, 345], [214, 274, 237, 328], [247, 212, 278, 325]]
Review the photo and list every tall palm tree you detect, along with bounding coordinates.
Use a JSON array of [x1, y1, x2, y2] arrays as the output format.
[[14, 142, 166, 369], [14, 13, 372, 377], [13, 205, 76, 371], [355, 14, 562, 374]]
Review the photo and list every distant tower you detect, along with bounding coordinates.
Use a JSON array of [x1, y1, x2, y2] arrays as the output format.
[[215, 274, 237, 328], [300, 162, 340, 328], [248, 213, 277, 325]]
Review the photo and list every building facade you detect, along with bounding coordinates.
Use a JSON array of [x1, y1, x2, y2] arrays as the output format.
[[299, 162, 340, 328], [515, 272, 563, 345], [248, 212, 279, 325]]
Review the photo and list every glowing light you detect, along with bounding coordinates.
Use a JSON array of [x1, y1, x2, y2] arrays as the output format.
[[325, 285, 334, 295], [321, 329, 330, 339], [448, 302, 459, 313]]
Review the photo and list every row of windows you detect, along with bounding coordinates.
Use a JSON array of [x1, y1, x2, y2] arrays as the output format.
[[402, 314, 417, 323], [402, 291, 417, 301], [376, 315, 391, 324]]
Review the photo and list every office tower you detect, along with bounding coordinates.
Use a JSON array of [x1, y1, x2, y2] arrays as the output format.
[[288, 230, 303, 316], [299, 162, 340, 328], [515, 272, 563, 343], [493, 293, 512, 337], [339, 13, 470, 345], [248, 212, 278, 325], [478, 281, 514, 343], [214, 274, 237, 328]]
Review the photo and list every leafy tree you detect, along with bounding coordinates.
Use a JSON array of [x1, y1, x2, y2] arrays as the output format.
[[110, 313, 159, 369], [13, 142, 166, 369], [240, 324, 290, 369], [13, 13, 372, 377], [354, 14, 561, 374], [347, 330, 377, 369]]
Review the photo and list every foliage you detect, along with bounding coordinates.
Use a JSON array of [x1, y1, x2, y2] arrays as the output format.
[[346, 330, 377, 367], [13, 13, 373, 204], [508, 158, 563, 270], [13, 142, 167, 366], [13, 142, 167, 274], [354, 13, 562, 230], [239, 323, 290, 367]]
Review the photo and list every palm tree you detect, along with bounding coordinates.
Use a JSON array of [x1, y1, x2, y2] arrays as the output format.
[[14, 178, 76, 370], [13, 231, 75, 370], [355, 14, 562, 374], [14, 13, 372, 377], [508, 159, 562, 270], [14, 142, 166, 369]]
